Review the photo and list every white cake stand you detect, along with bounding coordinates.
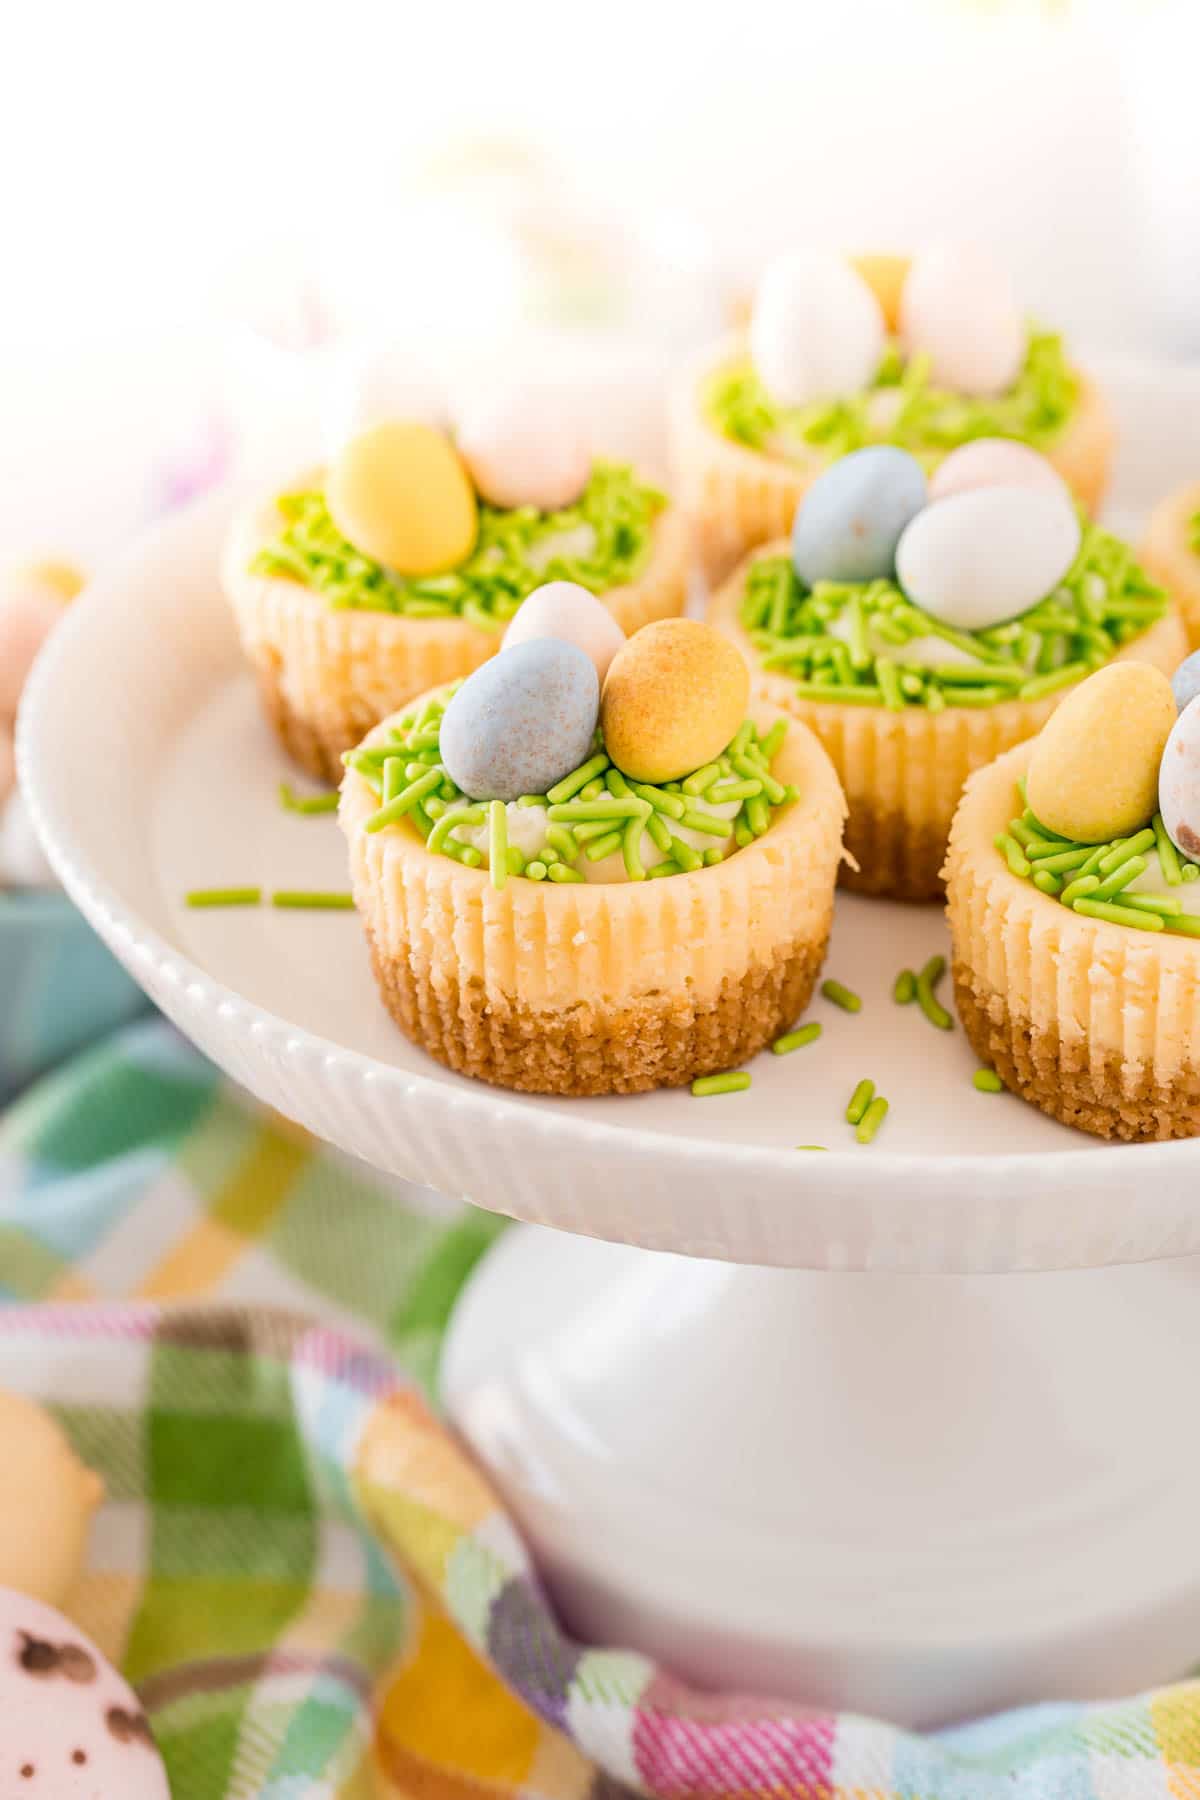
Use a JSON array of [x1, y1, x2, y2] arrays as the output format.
[[20, 355, 1200, 1729]]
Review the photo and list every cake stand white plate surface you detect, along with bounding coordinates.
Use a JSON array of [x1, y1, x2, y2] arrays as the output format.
[[19, 353, 1200, 1728]]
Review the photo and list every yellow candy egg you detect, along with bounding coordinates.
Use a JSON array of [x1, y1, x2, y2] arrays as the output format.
[[601, 619, 750, 784], [850, 253, 910, 333], [1025, 663, 1177, 845], [326, 422, 477, 576]]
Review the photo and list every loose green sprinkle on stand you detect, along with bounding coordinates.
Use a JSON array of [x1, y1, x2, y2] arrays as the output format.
[[846, 1079, 875, 1125], [916, 955, 954, 1031], [772, 1023, 822, 1055], [185, 887, 262, 908], [279, 783, 339, 815], [692, 1071, 751, 1097], [855, 1096, 890, 1145], [347, 694, 793, 888], [822, 979, 862, 1013], [271, 891, 356, 910], [974, 1068, 1005, 1093], [997, 791, 1200, 936], [253, 463, 665, 623], [796, 1145, 828, 1151], [740, 522, 1168, 714], [708, 328, 1076, 464], [893, 969, 916, 1004]]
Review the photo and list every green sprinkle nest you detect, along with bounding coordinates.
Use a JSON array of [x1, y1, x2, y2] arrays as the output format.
[[996, 781, 1200, 936], [252, 462, 665, 627], [343, 696, 795, 890], [706, 328, 1077, 464], [740, 522, 1169, 712], [1189, 509, 1200, 556]]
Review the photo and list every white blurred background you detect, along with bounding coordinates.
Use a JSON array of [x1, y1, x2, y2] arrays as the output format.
[[2, 0, 1197, 565]]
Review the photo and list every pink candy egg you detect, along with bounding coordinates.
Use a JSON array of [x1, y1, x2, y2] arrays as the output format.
[[929, 438, 1071, 505], [0, 1587, 169, 1797], [0, 584, 66, 719], [900, 245, 1024, 397], [456, 389, 591, 512], [503, 581, 626, 683]]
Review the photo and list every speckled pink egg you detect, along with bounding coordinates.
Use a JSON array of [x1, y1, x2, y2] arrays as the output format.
[[0, 1588, 169, 1798], [456, 389, 591, 512], [900, 245, 1024, 397], [0, 586, 65, 719], [502, 581, 626, 683], [0, 730, 14, 811], [929, 438, 1070, 505], [1160, 696, 1200, 861]]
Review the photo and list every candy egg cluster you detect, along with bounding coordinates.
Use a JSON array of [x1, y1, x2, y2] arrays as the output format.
[[322, 377, 596, 578], [750, 243, 1026, 410], [789, 439, 1081, 633]]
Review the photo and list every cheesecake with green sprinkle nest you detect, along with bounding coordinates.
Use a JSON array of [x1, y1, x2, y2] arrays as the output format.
[[1140, 479, 1200, 651], [709, 523, 1186, 901], [222, 461, 688, 782], [946, 743, 1200, 1142], [339, 687, 846, 1096], [672, 330, 1113, 580]]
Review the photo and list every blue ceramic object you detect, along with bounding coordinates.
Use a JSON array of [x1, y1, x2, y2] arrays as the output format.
[[0, 893, 147, 1104]]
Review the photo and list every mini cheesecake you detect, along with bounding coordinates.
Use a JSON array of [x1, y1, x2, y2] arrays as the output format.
[[340, 686, 846, 1097], [946, 738, 1200, 1142], [710, 528, 1185, 901], [223, 462, 689, 782]]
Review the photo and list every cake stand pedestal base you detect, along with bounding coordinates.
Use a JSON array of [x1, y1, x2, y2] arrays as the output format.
[[442, 1225, 1200, 1729]]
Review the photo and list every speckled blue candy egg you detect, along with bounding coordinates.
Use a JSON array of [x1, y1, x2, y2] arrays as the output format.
[[1172, 650, 1200, 716], [439, 639, 599, 802], [792, 446, 927, 588]]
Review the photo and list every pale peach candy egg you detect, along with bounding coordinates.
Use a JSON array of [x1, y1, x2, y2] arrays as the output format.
[[929, 439, 1071, 505], [900, 245, 1024, 397], [503, 581, 626, 684], [457, 389, 591, 513]]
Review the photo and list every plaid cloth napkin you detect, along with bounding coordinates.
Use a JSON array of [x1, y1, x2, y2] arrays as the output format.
[[3, 1020, 1200, 1798]]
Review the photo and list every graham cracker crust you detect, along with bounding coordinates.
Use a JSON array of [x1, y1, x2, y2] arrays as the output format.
[[840, 805, 947, 904], [954, 962, 1200, 1143], [366, 924, 828, 1097], [252, 655, 362, 783]]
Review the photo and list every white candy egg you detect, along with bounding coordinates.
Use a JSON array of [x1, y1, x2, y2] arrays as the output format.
[[895, 485, 1082, 632], [1160, 697, 1200, 862], [324, 342, 446, 458], [503, 581, 626, 684], [456, 387, 591, 512], [749, 250, 885, 409], [900, 246, 1025, 397], [929, 438, 1070, 505]]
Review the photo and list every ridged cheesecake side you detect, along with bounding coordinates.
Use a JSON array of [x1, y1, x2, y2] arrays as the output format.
[[340, 699, 847, 1096]]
